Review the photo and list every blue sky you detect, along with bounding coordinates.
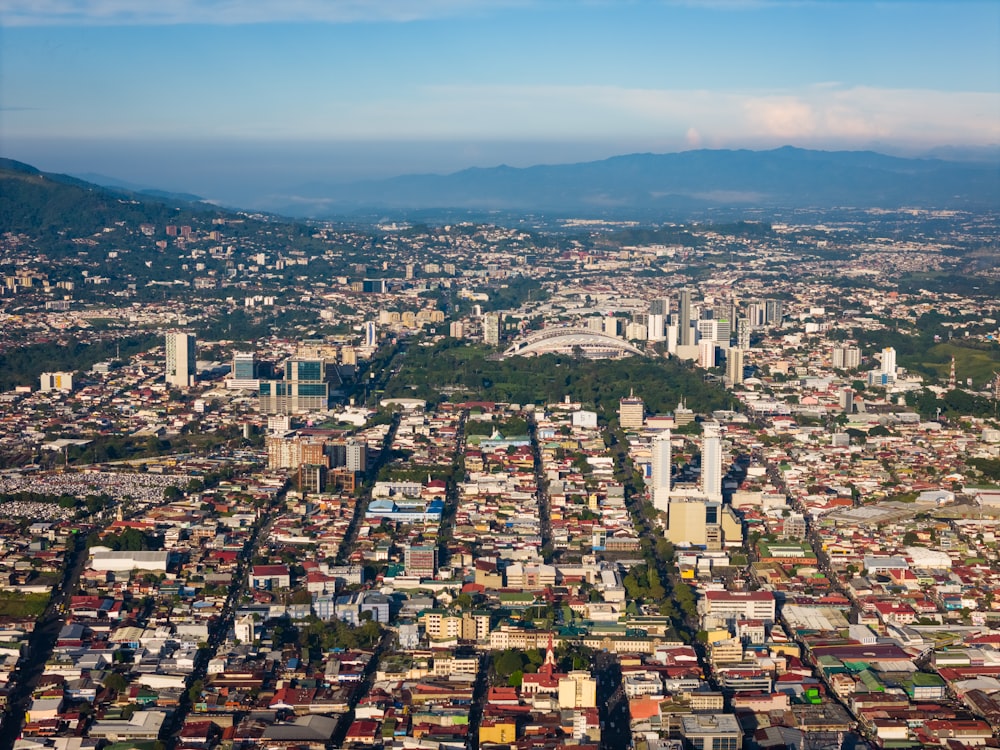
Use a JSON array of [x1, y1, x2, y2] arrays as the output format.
[[1, 0, 998, 204]]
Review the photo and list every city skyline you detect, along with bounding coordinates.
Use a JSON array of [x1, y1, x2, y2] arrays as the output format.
[[1, 0, 998, 207]]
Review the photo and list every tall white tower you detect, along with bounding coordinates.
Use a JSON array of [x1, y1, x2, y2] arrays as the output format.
[[365, 321, 377, 348], [165, 331, 196, 388], [700, 422, 723, 503], [651, 431, 672, 512], [881, 346, 897, 380]]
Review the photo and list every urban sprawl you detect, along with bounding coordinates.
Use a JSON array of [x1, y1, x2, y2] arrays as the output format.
[[0, 206, 999, 750]]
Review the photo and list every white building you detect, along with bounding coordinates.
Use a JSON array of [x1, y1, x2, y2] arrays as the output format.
[[701, 423, 723, 503], [651, 431, 672, 512], [39, 371, 74, 392], [165, 331, 196, 388]]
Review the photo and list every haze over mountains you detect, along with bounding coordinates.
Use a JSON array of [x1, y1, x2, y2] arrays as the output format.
[[33, 145, 1000, 222], [274, 146, 1000, 218]]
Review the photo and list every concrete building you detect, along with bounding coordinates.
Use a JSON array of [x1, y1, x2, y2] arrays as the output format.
[[165, 331, 196, 388], [832, 345, 861, 370], [619, 393, 645, 430], [725, 348, 744, 386], [259, 357, 328, 414], [678, 288, 693, 346], [483, 312, 502, 346], [651, 431, 672, 512], [666, 498, 722, 549], [701, 422, 723, 503], [39, 371, 74, 392]]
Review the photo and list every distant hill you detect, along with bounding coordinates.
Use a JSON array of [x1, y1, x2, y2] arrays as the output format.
[[279, 146, 1000, 218], [74, 171, 206, 204], [0, 158, 217, 238]]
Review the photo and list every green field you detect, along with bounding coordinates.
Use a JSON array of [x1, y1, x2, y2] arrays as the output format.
[[916, 342, 1000, 386]]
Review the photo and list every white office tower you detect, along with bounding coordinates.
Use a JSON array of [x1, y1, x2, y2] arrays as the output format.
[[698, 339, 716, 369], [651, 431, 672, 512], [700, 422, 723, 503], [697, 319, 717, 343], [726, 348, 744, 386], [666, 324, 678, 354], [881, 346, 897, 380], [165, 331, 196, 388], [364, 321, 377, 348], [647, 313, 665, 342]]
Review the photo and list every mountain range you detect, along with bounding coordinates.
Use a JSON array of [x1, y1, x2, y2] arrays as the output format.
[[272, 146, 1000, 219], [4, 146, 999, 224]]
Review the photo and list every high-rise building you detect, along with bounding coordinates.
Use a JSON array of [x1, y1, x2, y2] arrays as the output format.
[[258, 357, 328, 414], [764, 299, 784, 325], [649, 297, 670, 317], [701, 422, 723, 503], [726, 348, 744, 386], [228, 351, 260, 390], [697, 319, 717, 343], [647, 313, 665, 342], [39, 372, 74, 392], [678, 288, 693, 346], [483, 312, 503, 346], [699, 339, 716, 369], [404, 544, 437, 578], [651, 431, 672, 511], [736, 318, 751, 350], [364, 321, 378, 348], [839, 387, 855, 413], [165, 331, 196, 388], [715, 319, 731, 346], [232, 352, 256, 380], [618, 392, 645, 430], [881, 346, 897, 380], [832, 345, 861, 370], [346, 441, 367, 473]]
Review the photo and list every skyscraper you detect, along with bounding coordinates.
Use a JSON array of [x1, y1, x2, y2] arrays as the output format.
[[165, 331, 196, 388], [700, 422, 723, 503], [764, 299, 784, 325], [698, 339, 716, 369], [736, 317, 751, 350], [651, 431, 672, 511], [649, 297, 670, 316], [364, 321, 378, 348], [881, 346, 897, 380], [232, 352, 256, 379], [258, 357, 328, 414], [483, 312, 502, 346], [678, 288, 693, 346], [726, 348, 744, 386]]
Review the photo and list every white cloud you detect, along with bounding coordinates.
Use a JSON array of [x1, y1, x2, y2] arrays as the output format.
[[338, 83, 999, 147], [0, 0, 528, 26]]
